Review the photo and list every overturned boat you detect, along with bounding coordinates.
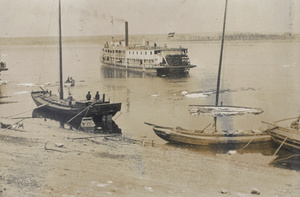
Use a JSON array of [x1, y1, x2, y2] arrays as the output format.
[[101, 22, 196, 76]]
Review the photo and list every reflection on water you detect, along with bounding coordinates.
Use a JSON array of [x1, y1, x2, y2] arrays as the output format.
[[101, 65, 157, 78], [101, 64, 191, 79], [32, 108, 121, 134]]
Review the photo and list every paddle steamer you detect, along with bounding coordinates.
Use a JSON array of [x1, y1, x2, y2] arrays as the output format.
[[101, 22, 196, 76]]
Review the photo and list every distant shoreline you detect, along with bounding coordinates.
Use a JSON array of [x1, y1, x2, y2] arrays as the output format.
[[0, 33, 298, 46]]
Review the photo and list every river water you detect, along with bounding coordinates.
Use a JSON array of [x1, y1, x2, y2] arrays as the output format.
[[0, 40, 300, 149]]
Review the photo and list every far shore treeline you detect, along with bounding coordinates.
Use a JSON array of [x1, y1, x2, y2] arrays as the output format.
[[0, 32, 298, 45]]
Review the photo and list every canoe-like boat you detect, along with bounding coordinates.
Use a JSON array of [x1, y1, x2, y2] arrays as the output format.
[[146, 123, 271, 147]]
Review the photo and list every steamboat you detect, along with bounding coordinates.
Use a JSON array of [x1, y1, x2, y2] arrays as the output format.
[[101, 22, 196, 76]]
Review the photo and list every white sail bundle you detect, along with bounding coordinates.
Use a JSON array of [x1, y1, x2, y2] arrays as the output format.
[[189, 105, 263, 116]]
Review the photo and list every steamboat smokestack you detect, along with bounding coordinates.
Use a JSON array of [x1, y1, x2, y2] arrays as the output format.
[[125, 21, 128, 47]]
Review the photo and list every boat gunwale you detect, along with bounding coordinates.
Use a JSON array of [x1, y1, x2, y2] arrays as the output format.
[[153, 127, 269, 138]]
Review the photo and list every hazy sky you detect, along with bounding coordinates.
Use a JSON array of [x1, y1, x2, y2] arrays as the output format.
[[0, 0, 299, 37]]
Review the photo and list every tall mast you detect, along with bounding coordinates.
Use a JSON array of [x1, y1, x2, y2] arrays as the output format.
[[214, 0, 228, 131], [215, 0, 228, 106], [59, 0, 63, 99]]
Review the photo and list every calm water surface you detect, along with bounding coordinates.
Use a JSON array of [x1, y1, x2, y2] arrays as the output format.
[[1, 41, 300, 145]]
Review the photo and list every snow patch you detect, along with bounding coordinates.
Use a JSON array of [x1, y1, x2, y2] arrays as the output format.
[[14, 91, 29, 95], [185, 93, 208, 98], [18, 83, 35, 87]]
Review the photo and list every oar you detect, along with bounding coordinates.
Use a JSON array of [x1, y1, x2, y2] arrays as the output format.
[[274, 117, 299, 123], [261, 121, 278, 126], [144, 122, 160, 127], [144, 122, 172, 129], [202, 123, 211, 132], [273, 136, 289, 156], [66, 100, 98, 124], [5, 104, 47, 118], [39, 86, 46, 91], [2, 118, 26, 132], [11, 117, 33, 119]]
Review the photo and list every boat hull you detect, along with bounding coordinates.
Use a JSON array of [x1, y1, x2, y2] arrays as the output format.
[[153, 127, 271, 146], [31, 91, 121, 123], [266, 126, 300, 153], [101, 61, 194, 76]]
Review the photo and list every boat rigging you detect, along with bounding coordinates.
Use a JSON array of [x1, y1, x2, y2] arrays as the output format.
[[31, 0, 122, 125], [146, 0, 270, 147]]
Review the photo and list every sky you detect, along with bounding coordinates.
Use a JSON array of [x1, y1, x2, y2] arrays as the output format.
[[0, 0, 299, 37]]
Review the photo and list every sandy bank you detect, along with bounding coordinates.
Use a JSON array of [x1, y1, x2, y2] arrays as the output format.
[[0, 118, 299, 196]]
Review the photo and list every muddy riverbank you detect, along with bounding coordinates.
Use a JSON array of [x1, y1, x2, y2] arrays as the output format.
[[0, 118, 299, 196]]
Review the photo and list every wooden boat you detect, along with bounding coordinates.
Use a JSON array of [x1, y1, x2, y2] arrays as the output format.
[[264, 122, 300, 153], [147, 123, 270, 146], [147, 0, 270, 146], [31, 0, 121, 124], [64, 77, 75, 87], [0, 60, 7, 72], [32, 108, 122, 134], [31, 90, 121, 123], [101, 21, 196, 76]]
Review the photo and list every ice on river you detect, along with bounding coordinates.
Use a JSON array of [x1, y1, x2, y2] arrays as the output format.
[[18, 83, 35, 87]]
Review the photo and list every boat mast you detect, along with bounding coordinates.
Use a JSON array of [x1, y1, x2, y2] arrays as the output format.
[[214, 0, 228, 131], [215, 0, 228, 106], [59, 0, 63, 99]]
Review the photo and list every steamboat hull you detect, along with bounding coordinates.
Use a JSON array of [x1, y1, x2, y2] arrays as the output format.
[[101, 60, 194, 75]]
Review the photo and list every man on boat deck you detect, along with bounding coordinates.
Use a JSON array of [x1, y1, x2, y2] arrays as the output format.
[[290, 116, 300, 130], [67, 93, 73, 106], [94, 91, 100, 100], [86, 91, 91, 100]]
